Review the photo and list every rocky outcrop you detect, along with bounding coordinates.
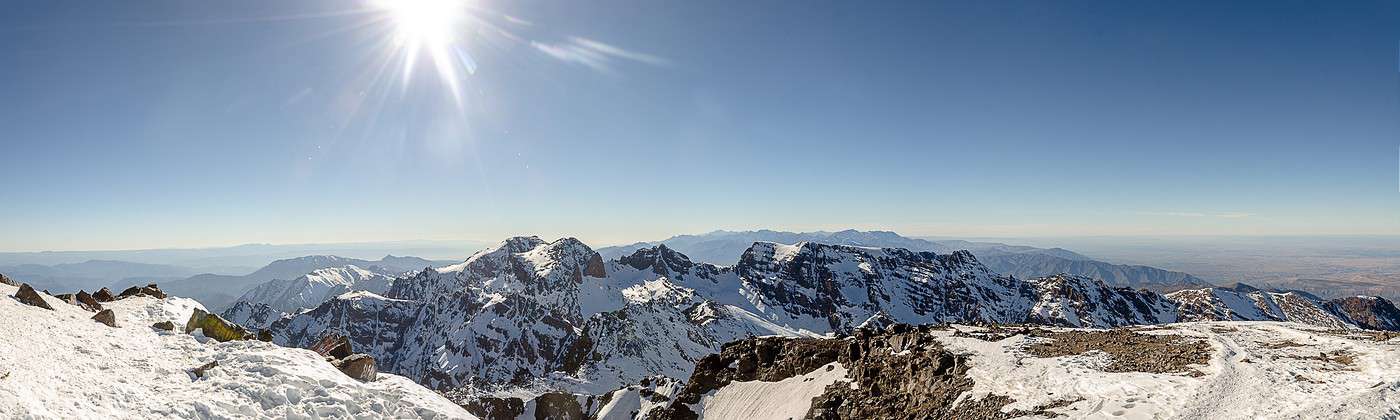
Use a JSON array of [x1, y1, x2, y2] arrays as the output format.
[[1326, 296, 1400, 330], [0, 273, 16, 287], [14, 283, 53, 310], [76, 291, 102, 312], [650, 324, 1060, 420], [118, 284, 167, 300], [91, 309, 117, 327], [93, 287, 115, 302], [152, 321, 176, 331]]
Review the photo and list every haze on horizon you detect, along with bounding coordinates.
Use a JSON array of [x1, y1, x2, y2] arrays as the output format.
[[3, 0, 1398, 252]]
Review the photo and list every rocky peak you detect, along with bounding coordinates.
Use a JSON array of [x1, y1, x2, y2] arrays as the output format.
[[619, 244, 695, 278]]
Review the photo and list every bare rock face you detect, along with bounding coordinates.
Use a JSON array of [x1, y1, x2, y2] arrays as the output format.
[[152, 321, 176, 331], [0, 273, 15, 287], [92, 309, 118, 327], [14, 283, 54, 310], [336, 354, 378, 382], [93, 287, 116, 302]]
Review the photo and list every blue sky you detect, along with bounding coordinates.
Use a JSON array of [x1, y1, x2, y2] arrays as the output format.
[[2, 0, 1398, 251]]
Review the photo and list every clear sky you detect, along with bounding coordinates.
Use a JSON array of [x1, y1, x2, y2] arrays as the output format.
[[2, 0, 1399, 251]]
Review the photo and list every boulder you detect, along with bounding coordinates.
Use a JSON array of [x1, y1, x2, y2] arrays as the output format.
[[336, 354, 378, 382], [184, 309, 253, 342], [117, 286, 143, 299], [309, 334, 353, 359], [14, 283, 54, 310], [152, 321, 176, 331], [93, 287, 115, 302], [117, 284, 166, 300], [0, 273, 15, 287], [92, 309, 117, 327], [140, 284, 167, 299], [76, 291, 102, 312]]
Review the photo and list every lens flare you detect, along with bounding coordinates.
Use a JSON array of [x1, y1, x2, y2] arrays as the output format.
[[372, 0, 468, 105]]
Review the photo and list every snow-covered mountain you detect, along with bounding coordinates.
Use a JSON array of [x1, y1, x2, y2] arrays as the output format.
[[222, 265, 397, 329], [0, 281, 472, 419], [162, 255, 438, 312], [256, 236, 1400, 417], [596, 229, 1208, 291]]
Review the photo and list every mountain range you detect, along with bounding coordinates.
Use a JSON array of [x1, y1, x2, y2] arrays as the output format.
[[219, 235, 1400, 417], [597, 229, 1211, 291], [162, 255, 441, 312]]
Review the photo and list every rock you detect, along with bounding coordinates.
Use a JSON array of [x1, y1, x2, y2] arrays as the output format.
[[183, 308, 209, 333], [92, 309, 117, 327], [185, 309, 253, 342], [140, 284, 167, 299], [117, 284, 166, 300], [55, 293, 76, 304], [152, 321, 176, 331], [117, 286, 143, 299], [93, 287, 115, 302], [191, 360, 219, 378], [309, 334, 354, 359], [336, 354, 378, 382], [0, 273, 15, 287], [256, 330, 273, 342], [14, 283, 54, 310], [76, 291, 102, 312]]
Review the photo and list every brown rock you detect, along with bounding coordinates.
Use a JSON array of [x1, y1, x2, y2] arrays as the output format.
[[76, 291, 102, 312], [14, 283, 54, 310], [336, 354, 377, 382], [191, 360, 219, 378], [117, 286, 143, 299], [92, 309, 118, 327], [140, 284, 167, 299], [93, 287, 115, 302], [0, 273, 15, 287], [152, 321, 176, 331], [310, 334, 354, 359]]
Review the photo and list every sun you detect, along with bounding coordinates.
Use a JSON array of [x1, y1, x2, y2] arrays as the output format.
[[373, 0, 468, 101]]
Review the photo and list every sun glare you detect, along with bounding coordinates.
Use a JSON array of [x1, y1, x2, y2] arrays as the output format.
[[373, 0, 468, 104]]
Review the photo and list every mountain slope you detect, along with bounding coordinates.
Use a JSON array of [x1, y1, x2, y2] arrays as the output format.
[[980, 253, 1212, 291], [221, 265, 396, 329], [0, 282, 472, 419]]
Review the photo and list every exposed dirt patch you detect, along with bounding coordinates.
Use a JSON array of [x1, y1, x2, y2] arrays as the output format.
[[1263, 340, 1306, 350], [1277, 350, 1356, 370], [1024, 330, 1211, 377]]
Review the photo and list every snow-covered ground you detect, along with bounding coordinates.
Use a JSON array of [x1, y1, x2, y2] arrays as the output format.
[[935, 322, 1400, 419], [0, 283, 474, 419], [693, 362, 851, 420]]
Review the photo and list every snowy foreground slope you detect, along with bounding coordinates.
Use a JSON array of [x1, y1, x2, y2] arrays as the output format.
[[645, 321, 1400, 420], [0, 282, 473, 419]]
